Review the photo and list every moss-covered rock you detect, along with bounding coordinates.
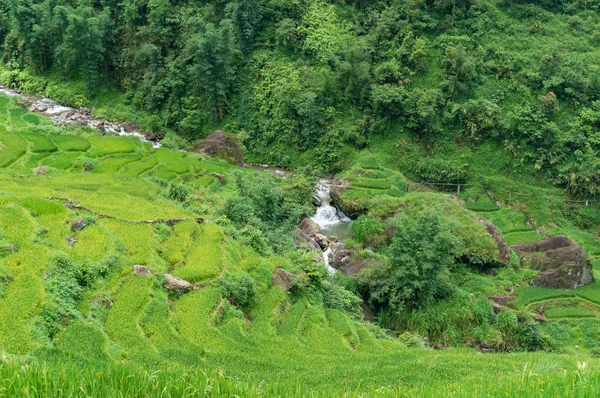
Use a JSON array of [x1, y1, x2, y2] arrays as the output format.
[[512, 236, 594, 289]]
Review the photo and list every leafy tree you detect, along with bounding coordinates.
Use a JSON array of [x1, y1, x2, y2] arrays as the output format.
[[442, 45, 477, 97], [185, 20, 240, 123], [54, 6, 111, 95], [358, 211, 460, 311], [232, 0, 263, 52], [454, 99, 501, 143]]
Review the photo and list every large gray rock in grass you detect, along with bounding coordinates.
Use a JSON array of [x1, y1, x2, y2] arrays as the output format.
[[272, 268, 296, 291], [512, 235, 594, 289], [163, 274, 195, 292], [478, 217, 511, 266], [132, 265, 152, 276], [194, 130, 244, 166]]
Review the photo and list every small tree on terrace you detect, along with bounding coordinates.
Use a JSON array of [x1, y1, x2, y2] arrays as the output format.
[[358, 211, 460, 312]]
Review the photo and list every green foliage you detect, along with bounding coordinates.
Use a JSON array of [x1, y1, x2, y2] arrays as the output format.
[[164, 180, 195, 202], [359, 211, 460, 311], [322, 280, 362, 316], [185, 20, 240, 123], [73, 156, 98, 172], [224, 171, 310, 252], [218, 273, 257, 308], [349, 215, 386, 248]]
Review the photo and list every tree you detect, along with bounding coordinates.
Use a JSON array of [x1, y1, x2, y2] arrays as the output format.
[[54, 6, 110, 95], [232, 0, 263, 52], [358, 211, 459, 311], [442, 45, 476, 97], [185, 20, 240, 123]]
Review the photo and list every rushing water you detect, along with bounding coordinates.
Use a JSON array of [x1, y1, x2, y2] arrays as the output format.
[[0, 86, 161, 148], [310, 180, 351, 273]]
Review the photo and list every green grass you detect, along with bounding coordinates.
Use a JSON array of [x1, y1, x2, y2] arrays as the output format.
[[93, 154, 141, 174], [50, 135, 91, 152], [172, 224, 224, 283], [21, 132, 57, 153], [0, 132, 27, 167], [88, 136, 138, 157], [504, 230, 544, 246]]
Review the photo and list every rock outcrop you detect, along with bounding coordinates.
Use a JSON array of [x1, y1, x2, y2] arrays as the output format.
[[70, 219, 87, 232], [194, 130, 243, 166], [294, 217, 322, 253], [163, 274, 195, 293], [512, 235, 594, 289], [132, 265, 152, 276], [329, 179, 363, 218], [211, 172, 226, 185], [478, 217, 511, 266], [272, 268, 296, 291], [340, 258, 376, 275], [297, 217, 320, 236], [331, 249, 353, 269]]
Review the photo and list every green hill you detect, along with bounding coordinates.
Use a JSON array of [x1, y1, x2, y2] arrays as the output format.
[[4, 0, 600, 396]]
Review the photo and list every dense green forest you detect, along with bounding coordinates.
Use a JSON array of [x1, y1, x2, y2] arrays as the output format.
[[3, 0, 600, 396], [1, 0, 600, 193]]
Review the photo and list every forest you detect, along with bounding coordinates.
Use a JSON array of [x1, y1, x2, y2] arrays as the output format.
[[2, 0, 600, 396], [1, 0, 600, 194]]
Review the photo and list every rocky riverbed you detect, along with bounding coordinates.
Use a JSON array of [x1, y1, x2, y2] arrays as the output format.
[[0, 85, 161, 148]]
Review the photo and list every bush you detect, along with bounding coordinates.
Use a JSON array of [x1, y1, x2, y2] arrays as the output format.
[[349, 215, 386, 247], [358, 211, 460, 311], [415, 158, 470, 184], [322, 280, 362, 316], [74, 156, 99, 172], [493, 311, 551, 352], [165, 180, 195, 202], [218, 273, 256, 308], [160, 132, 188, 150]]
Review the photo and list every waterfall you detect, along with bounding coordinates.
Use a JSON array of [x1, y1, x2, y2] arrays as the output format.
[[311, 180, 350, 228], [310, 180, 351, 274]]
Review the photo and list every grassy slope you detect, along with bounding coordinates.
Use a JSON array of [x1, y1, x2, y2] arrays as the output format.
[[2, 92, 600, 396]]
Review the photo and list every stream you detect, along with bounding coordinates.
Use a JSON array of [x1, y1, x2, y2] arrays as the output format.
[[0, 85, 161, 148], [310, 180, 351, 274]]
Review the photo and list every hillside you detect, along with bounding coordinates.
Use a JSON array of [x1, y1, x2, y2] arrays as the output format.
[[3, 0, 600, 396]]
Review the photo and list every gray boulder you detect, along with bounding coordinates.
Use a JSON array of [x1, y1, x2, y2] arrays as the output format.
[[512, 235, 594, 289], [132, 265, 152, 276], [272, 268, 296, 291], [331, 249, 353, 269], [478, 217, 511, 266], [70, 219, 87, 232], [298, 217, 320, 236], [163, 274, 195, 293]]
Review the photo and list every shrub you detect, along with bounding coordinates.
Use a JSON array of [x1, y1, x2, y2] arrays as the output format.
[[218, 273, 256, 308], [349, 215, 386, 247], [160, 132, 188, 150], [414, 158, 470, 184], [322, 280, 362, 316], [358, 211, 460, 311], [74, 156, 99, 172], [165, 180, 195, 202]]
